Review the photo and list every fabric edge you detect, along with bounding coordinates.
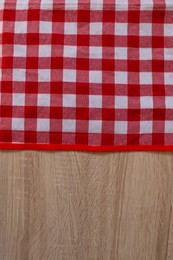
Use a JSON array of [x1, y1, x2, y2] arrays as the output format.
[[0, 143, 173, 152]]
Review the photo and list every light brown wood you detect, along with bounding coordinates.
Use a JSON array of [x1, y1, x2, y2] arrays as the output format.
[[0, 151, 173, 260]]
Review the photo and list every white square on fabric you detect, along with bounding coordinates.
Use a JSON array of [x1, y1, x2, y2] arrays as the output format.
[[140, 0, 153, 10], [38, 69, 51, 82], [90, 0, 103, 9], [65, 0, 78, 3], [115, 96, 128, 109], [64, 46, 77, 58], [116, 0, 128, 3], [164, 24, 173, 36], [40, 21, 52, 34], [0, 22, 2, 65], [164, 48, 173, 60], [63, 94, 76, 107], [39, 45, 51, 57], [37, 119, 50, 132], [165, 121, 173, 133], [114, 47, 127, 60], [63, 69, 76, 82], [115, 23, 127, 35], [140, 72, 152, 84], [114, 121, 127, 134], [13, 93, 25, 106], [89, 71, 102, 83], [140, 121, 153, 134], [37, 94, 50, 107], [65, 0, 78, 8], [89, 47, 102, 59], [90, 22, 102, 35], [165, 96, 173, 108], [139, 48, 152, 60], [12, 118, 24, 131], [115, 72, 127, 84], [140, 23, 152, 36], [14, 45, 27, 57], [0, 1, 5, 9], [165, 73, 173, 84], [89, 120, 102, 133], [13, 69, 26, 82], [41, 0, 53, 9], [16, 0, 29, 10], [15, 21, 27, 33], [140, 96, 153, 108], [89, 95, 102, 108], [63, 119, 76, 132], [64, 22, 77, 35], [0, 21, 2, 33]]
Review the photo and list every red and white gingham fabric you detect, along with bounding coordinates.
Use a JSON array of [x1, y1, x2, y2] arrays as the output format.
[[0, 0, 173, 151]]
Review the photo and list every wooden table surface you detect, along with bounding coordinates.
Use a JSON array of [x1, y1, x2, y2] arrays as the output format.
[[0, 151, 173, 260]]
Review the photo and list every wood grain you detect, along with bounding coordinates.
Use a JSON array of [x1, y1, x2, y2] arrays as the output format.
[[0, 151, 173, 260]]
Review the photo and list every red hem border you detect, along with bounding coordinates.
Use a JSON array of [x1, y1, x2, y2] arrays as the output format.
[[0, 143, 173, 152]]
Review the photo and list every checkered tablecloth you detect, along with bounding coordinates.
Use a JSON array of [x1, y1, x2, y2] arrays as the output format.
[[0, 0, 173, 151]]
